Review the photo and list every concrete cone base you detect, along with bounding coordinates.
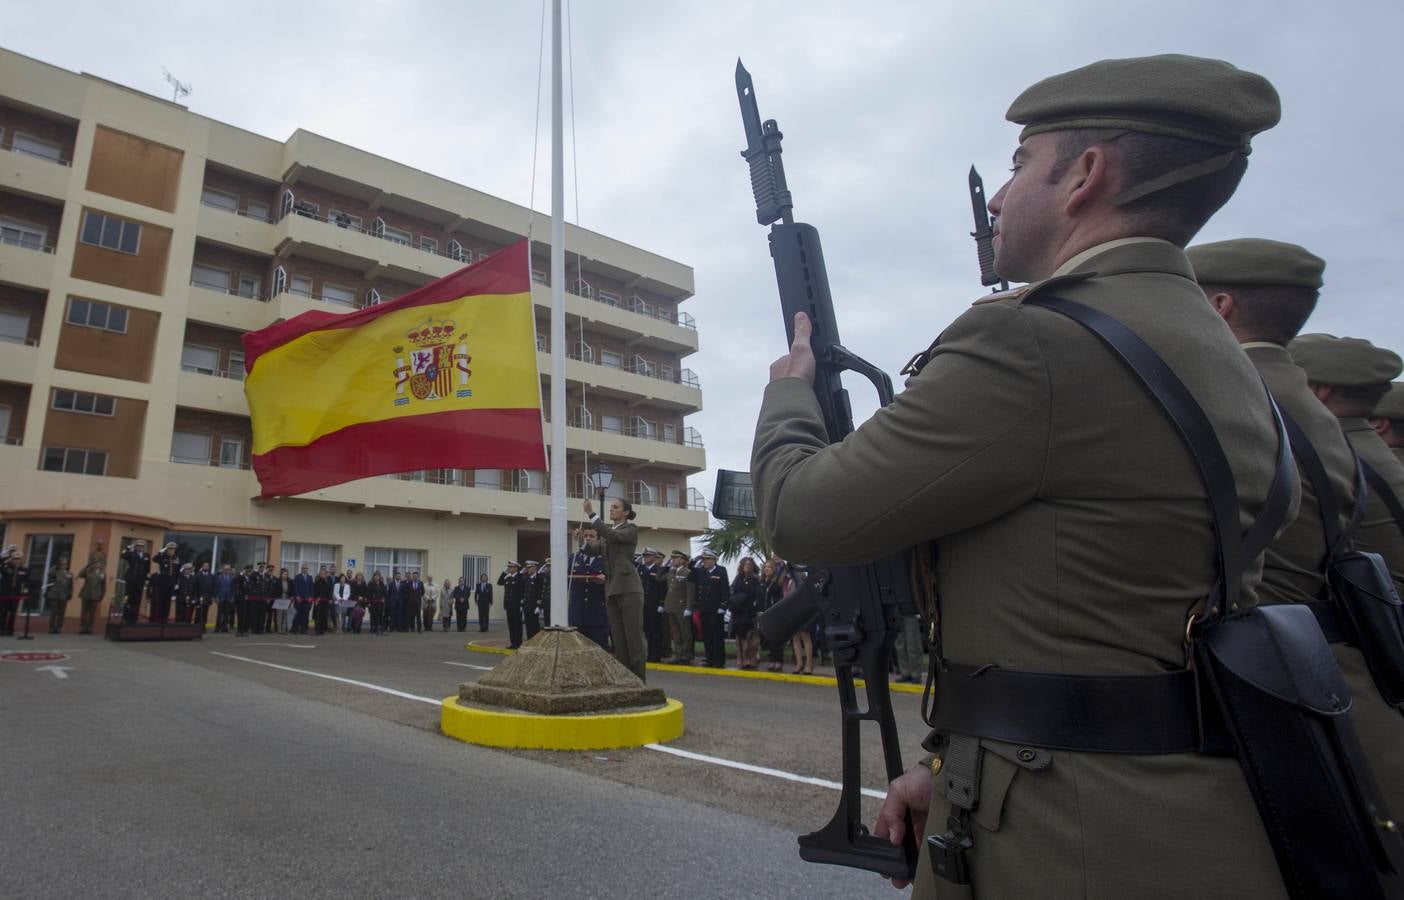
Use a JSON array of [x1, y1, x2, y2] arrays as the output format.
[[445, 627, 684, 750]]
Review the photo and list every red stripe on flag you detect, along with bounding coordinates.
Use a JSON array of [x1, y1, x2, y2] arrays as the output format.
[[251, 406, 545, 499], [242, 240, 530, 372]]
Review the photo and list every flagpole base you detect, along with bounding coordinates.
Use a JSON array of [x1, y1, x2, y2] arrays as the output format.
[[441, 696, 683, 750]]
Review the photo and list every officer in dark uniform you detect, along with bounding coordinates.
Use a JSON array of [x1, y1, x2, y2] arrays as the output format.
[[638, 548, 666, 663], [536, 559, 552, 628], [521, 561, 542, 639], [569, 530, 609, 649], [473, 573, 493, 632], [234, 564, 253, 636], [173, 563, 197, 623], [692, 549, 729, 668], [0, 544, 29, 636], [150, 542, 180, 624], [120, 540, 151, 624], [498, 562, 524, 648]]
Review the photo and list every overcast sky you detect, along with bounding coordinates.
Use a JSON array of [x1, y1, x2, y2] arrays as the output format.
[[9, 0, 1402, 516]]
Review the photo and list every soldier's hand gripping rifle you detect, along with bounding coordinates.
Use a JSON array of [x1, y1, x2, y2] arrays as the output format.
[[723, 59, 918, 881]]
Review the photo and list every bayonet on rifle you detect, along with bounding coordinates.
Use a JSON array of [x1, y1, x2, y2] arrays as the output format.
[[729, 58, 918, 882], [969, 166, 1007, 290]]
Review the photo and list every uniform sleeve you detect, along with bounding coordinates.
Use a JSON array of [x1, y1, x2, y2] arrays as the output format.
[[751, 301, 1050, 564]]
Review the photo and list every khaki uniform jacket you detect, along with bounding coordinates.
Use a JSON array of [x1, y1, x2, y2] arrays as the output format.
[[1342, 418, 1404, 595], [79, 551, 106, 602], [751, 239, 1291, 899], [586, 519, 644, 598], [659, 564, 694, 613], [1249, 345, 1404, 814]]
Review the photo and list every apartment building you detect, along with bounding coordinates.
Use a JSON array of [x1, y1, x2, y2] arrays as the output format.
[[0, 48, 706, 621]]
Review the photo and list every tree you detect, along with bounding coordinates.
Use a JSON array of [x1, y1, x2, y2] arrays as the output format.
[[699, 518, 771, 565]]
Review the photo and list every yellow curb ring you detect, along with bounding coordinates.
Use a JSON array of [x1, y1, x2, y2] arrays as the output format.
[[441, 697, 685, 750]]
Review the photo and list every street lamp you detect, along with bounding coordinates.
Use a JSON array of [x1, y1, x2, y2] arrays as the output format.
[[590, 462, 613, 507]]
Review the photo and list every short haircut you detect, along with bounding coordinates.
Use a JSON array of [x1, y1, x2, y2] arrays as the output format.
[[1328, 383, 1392, 417], [1198, 282, 1320, 344], [1050, 129, 1249, 246]]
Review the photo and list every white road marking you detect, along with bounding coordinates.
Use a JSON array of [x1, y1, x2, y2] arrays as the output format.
[[644, 743, 887, 800], [212, 652, 887, 800], [209, 652, 440, 706], [35, 664, 73, 679], [241, 643, 317, 648], [443, 661, 495, 671]]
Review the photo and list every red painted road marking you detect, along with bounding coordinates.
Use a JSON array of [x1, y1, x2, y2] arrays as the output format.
[[1, 651, 69, 663]]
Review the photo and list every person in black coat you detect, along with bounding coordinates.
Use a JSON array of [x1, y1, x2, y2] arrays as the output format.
[[638, 549, 668, 663], [404, 572, 425, 633], [521, 561, 542, 640], [473, 573, 493, 633], [498, 563, 523, 648], [120, 541, 151, 624], [452, 577, 469, 632], [569, 531, 610, 649], [729, 557, 763, 669], [195, 562, 216, 629], [692, 550, 730, 668]]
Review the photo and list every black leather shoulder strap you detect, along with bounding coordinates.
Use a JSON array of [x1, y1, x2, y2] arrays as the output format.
[[1362, 459, 1404, 538], [1280, 409, 1367, 557], [1026, 295, 1294, 618]]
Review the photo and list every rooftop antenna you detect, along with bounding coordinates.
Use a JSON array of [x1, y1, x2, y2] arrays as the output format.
[[161, 67, 191, 104]]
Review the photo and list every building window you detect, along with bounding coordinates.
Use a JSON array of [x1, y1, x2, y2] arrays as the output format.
[[666, 484, 681, 508], [51, 389, 115, 416], [12, 132, 64, 163], [473, 469, 501, 490], [531, 269, 548, 285], [383, 224, 411, 246], [165, 530, 269, 574], [66, 297, 129, 333], [227, 351, 245, 381], [290, 275, 313, 297], [515, 470, 544, 493], [41, 446, 107, 475], [598, 290, 620, 307], [0, 217, 48, 251], [272, 265, 287, 297], [191, 264, 230, 293], [600, 415, 622, 435], [419, 236, 438, 255], [365, 546, 424, 581], [281, 542, 339, 574], [79, 211, 141, 255], [321, 283, 356, 308], [535, 333, 547, 352], [219, 437, 244, 469], [447, 239, 467, 262], [663, 423, 677, 444], [0, 310, 29, 345], [24, 534, 75, 617], [201, 188, 238, 212], [171, 430, 211, 465], [237, 274, 261, 300], [180, 344, 219, 375], [245, 200, 270, 222], [461, 554, 491, 587]]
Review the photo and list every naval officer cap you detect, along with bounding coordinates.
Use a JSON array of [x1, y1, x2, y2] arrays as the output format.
[[1373, 383, 1404, 421], [1186, 238, 1325, 289], [1289, 334, 1404, 388], [700, 549, 719, 560], [670, 550, 688, 559], [1006, 54, 1281, 205]]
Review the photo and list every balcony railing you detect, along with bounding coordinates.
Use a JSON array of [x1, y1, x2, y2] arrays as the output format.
[[170, 455, 252, 470], [0, 232, 55, 253], [566, 415, 703, 450], [190, 277, 265, 302], [1, 435, 21, 446], [1, 140, 71, 167], [548, 342, 700, 391], [180, 364, 246, 381], [0, 335, 40, 347]]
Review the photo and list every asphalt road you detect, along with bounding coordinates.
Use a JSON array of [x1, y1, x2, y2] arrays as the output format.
[[1, 625, 925, 899]]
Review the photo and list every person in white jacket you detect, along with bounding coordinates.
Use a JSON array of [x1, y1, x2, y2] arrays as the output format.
[[333, 575, 352, 633], [438, 577, 454, 631]]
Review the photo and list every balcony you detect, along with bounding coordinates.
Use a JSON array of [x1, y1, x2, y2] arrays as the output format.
[[543, 344, 702, 411], [186, 280, 279, 333], [0, 139, 73, 200], [0, 232, 55, 290], [562, 419, 705, 472], [273, 204, 460, 282], [528, 281, 698, 355], [195, 200, 279, 255], [0, 339, 39, 384], [176, 368, 249, 416]]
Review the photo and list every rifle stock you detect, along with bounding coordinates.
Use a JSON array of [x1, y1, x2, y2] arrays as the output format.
[[734, 58, 918, 881]]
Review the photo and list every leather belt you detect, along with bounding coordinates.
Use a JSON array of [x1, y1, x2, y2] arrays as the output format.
[[930, 663, 1206, 755]]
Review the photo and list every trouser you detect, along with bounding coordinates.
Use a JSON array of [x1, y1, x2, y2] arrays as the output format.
[[766, 630, 785, 664], [895, 613, 924, 679], [643, 599, 662, 662], [216, 601, 233, 632], [314, 602, 329, 634], [237, 598, 253, 634], [525, 604, 541, 640], [423, 608, 434, 631], [48, 597, 70, 632], [174, 598, 189, 624], [123, 580, 144, 623], [409, 605, 422, 632], [293, 601, 310, 633], [455, 601, 468, 632], [0, 596, 18, 634], [265, 602, 277, 633], [505, 600, 523, 648], [80, 596, 100, 633], [541, 601, 551, 628], [370, 604, 385, 634], [701, 608, 726, 667], [606, 592, 647, 681], [477, 602, 490, 632], [441, 615, 451, 631], [198, 598, 212, 628], [251, 598, 267, 634], [665, 605, 694, 661]]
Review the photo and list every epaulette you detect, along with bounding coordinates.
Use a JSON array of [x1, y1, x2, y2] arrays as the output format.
[[971, 284, 1032, 306]]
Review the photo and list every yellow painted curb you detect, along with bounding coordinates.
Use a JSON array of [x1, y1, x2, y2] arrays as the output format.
[[441, 696, 685, 750], [465, 642, 925, 696]]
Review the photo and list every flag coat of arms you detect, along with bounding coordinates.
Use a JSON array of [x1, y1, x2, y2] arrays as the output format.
[[241, 241, 545, 498]]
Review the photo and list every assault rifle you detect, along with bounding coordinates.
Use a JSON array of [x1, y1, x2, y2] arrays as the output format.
[[712, 60, 917, 881]]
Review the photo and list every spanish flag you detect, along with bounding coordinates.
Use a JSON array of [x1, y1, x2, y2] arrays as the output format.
[[242, 241, 545, 498]]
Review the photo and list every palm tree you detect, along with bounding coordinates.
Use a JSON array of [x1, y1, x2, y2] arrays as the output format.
[[699, 518, 771, 564]]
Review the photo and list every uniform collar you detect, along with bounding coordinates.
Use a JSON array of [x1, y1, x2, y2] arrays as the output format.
[[1339, 416, 1374, 434], [1050, 237, 1179, 278]]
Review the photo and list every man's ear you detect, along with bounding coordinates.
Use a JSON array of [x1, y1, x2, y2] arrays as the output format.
[[1207, 291, 1235, 322], [1372, 417, 1393, 440], [1063, 144, 1113, 216], [1310, 384, 1334, 404]]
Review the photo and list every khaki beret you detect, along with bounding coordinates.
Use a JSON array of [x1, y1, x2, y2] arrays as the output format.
[[1186, 239, 1325, 289], [1008, 54, 1280, 148], [1373, 382, 1404, 421], [670, 550, 688, 559], [1289, 334, 1404, 388]]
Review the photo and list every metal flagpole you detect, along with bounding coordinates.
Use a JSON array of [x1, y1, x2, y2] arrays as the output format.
[[548, 0, 568, 626]]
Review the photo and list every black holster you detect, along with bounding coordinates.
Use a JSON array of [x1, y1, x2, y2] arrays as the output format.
[[1331, 550, 1404, 706], [1195, 603, 1404, 899]]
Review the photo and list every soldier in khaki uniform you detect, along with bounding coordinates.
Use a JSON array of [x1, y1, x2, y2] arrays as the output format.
[[1370, 382, 1404, 465], [581, 497, 647, 681], [1189, 238, 1404, 815], [78, 539, 107, 634], [1289, 335, 1404, 594], [659, 550, 695, 664], [752, 56, 1289, 896]]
